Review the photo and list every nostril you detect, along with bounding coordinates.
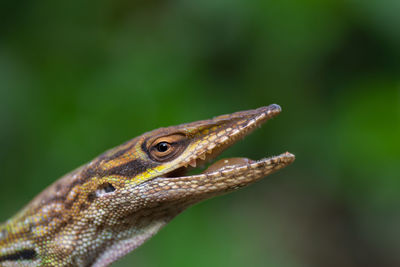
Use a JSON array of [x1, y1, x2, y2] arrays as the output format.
[[96, 183, 116, 197]]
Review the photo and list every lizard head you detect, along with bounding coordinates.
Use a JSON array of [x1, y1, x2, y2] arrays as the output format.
[[93, 104, 295, 216]]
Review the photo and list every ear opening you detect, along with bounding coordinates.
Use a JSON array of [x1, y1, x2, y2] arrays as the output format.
[[96, 182, 116, 197]]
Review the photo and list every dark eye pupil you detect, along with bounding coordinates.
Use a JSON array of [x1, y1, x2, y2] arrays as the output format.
[[157, 142, 169, 152]]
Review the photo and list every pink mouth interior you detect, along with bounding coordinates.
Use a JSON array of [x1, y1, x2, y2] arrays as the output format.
[[203, 157, 254, 174]]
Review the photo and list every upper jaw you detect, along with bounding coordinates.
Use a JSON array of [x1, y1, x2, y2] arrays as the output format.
[[158, 104, 291, 181], [179, 104, 283, 169]]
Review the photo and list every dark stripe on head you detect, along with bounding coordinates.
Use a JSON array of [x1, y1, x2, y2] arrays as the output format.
[[141, 138, 148, 154], [0, 249, 37, 262], [100, 145, 134, 162], [103, 159, 157, 178]]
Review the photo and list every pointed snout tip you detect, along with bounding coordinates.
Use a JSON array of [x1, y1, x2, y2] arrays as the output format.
[[269, 103, 282, 112], [256, 104, 282, 118], [283, 151, 296, 162], [266, 104, 282, 113]]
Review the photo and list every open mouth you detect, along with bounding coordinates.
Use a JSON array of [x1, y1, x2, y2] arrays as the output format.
[[165, 152, 295, 181], [161, 104, 295, 182]]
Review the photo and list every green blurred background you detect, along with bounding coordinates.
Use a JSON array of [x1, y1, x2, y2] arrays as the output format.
[[1, 0, 399, 266]]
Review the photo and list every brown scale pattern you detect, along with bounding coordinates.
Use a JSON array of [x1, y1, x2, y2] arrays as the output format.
[[0, 105, 294, 267]]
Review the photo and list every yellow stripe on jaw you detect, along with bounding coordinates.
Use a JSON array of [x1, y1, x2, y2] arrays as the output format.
[[124, 141, 166, 185], [128, 140, 205, 186], [129, 165, 168, 185], [128, 137, 199, 186]]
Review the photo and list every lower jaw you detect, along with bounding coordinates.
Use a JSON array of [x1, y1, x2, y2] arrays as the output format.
[[165, 152, 294, 179]]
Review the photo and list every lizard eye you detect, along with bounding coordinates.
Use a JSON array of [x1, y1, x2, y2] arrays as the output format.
[[149, 134, 187, 162], [156, 142, 170, 153]]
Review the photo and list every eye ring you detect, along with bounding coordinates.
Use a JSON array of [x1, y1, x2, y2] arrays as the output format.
[[147, 134, 188, 162]]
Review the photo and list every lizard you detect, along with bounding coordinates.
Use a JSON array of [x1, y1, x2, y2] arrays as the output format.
[[0, 104, 295, 267]]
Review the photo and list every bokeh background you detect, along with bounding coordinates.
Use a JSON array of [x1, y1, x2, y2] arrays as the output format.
[[1, 0, 399, 266]]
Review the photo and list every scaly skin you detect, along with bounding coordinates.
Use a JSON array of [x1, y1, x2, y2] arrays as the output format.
[[0, 104, 295, 267]]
